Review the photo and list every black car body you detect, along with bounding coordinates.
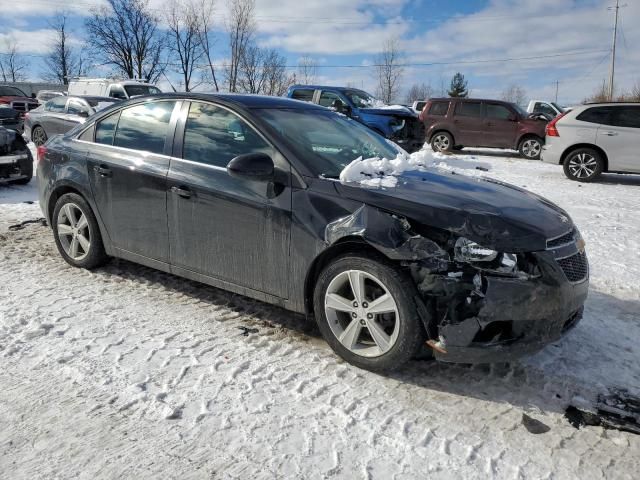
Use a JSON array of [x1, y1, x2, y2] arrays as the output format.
[[37, 93, 588, 370], [0, 105, 23, 133], [25, 95, 120, 146], [0, 126, 32, 184]]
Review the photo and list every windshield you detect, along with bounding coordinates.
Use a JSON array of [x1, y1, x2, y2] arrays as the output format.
[[343, 89, 381, 109], [124, 85, 161, 97], [256, 108, 400, 178], [0, 86, 28, 97]]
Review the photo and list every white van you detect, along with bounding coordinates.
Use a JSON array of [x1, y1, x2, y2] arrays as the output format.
[[67, 79, 161, 100]]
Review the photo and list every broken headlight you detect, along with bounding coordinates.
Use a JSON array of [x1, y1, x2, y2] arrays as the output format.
[[454, 237, 498, 262]]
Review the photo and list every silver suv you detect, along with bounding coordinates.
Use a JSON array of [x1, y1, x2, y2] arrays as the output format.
[[542, 103, 640, 182]]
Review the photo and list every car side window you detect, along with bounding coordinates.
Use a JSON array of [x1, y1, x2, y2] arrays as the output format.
[[429, 101, 449, 116], [455, 101, 482, 117], [485, 104, 512, 120], [112, 101, 176, 154], [182, 102, 271, 169], [45, 96, 67, 113], [67, 99, 91, 115], [291, 89, 314, 102], [95, 111, 120, 145], [576, 107, 612, 125], [318, 91, 342, 108], [610, 106, 640, 129]]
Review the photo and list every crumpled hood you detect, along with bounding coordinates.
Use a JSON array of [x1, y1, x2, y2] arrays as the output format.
[[359, 106, 417, 117], [334, 169, 573, 252]]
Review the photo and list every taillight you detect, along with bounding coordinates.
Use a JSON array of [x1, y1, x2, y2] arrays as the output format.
[[37, 145, 47, 163], [546, 112, 567, 137]]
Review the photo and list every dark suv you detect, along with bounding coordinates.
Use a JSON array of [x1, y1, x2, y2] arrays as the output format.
[[421, 98, 548, 159]]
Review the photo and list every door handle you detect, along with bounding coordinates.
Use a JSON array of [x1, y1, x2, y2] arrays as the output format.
[[171, 186, 192, 199], [602, 131, 618, 136], [94, 165, 112, 177]]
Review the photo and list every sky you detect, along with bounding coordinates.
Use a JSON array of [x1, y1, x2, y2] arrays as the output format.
[[0, 0, 638, 105]]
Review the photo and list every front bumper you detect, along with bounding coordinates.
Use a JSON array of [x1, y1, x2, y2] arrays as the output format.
[[426, 250, 589, 364]]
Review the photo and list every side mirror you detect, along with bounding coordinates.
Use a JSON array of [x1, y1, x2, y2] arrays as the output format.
[[31, 93, 36, 99], [508, 113, 518, 122], [227, 152, 274, 182]]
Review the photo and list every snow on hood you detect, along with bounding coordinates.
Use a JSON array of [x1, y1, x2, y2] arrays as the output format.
[[338, 149, 492, 188]]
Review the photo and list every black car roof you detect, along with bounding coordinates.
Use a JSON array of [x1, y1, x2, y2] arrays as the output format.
[[130, 92, 327, 110]]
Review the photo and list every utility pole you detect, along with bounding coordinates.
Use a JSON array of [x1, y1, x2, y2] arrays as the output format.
[[554, 80, 559, 103], [608, 0, 625, 101]]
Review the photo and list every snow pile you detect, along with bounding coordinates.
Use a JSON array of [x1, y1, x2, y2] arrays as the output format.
[[339, 148, 492, 188]]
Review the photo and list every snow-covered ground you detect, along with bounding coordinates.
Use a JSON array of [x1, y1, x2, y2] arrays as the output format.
[[1, 147, 639, 479]]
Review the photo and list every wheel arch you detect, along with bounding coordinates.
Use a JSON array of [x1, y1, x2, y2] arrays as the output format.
[[560, 144, 609, 171]]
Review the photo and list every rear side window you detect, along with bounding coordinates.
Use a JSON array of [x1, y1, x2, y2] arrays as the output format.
[[576, 107, 612, 125], [610, 106, 640, 128], [291, 89, 314, 102], [95, 111, 120, 145], [485, 103, 512, 120], [455, 101, 482, 117], [182, 102, 270, 169], [429, 102, 449, 116], [113, 101, 176, 154]]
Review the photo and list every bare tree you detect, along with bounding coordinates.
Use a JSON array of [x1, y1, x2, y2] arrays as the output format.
[[226, 0, 255, 92], [237, 44, 293, 96], [374, 37, 403, 103], [405, 82, 433, 103], [85, 0, 165, 82], [262, 49, 293, 96], [583, 80, 609, 103], [42, 14, 79, 84], [631, 81, 640, 102], [194, 0, 219, 91], [0, 38, 29, 82], [297, 55, 317, 85], [166, 0, 204, 91], [500, 83, 527, 107]]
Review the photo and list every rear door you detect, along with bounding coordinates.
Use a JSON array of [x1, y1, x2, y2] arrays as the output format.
[[596, 105, 640, 173], [86, 100, 180, 262], [483, 102, 518, 148], [166, 101, 291, 298], [452, 100, 483, 145]]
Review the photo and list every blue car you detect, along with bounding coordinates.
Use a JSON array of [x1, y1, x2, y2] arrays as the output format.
[[286, 85, 425, 153]]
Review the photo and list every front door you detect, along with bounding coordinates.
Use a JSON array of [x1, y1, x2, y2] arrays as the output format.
[[483, 102, 518, 149], [451, 100, 484, 146], [167, 101, 291, 298], [596, 105, 640, 173], [86, 100, 179, 262]]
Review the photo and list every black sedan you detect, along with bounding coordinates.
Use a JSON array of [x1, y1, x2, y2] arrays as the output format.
[[37, 93, 588, 371], [25, 95, 120, 146]]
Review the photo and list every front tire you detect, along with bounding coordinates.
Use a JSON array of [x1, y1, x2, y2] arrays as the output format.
[[313, 254, 426, 372], [563, 148, 604, 182], [430, 132, 454, 153], [52, 193, 108, 269], [518, 136, 543, 160], [32, 126, 47, 147]]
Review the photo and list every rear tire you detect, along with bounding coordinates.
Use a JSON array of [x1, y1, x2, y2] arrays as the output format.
[[430, 132, 454, 153], [313, 254, 426, 372], [52, 193, 108, 269], [518, 136, 543, 160], [32, 126, 47, 147], [563, 148, 604, 182]]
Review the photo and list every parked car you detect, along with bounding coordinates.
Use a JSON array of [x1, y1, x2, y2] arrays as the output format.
[[542, 102, 640, 182], [526, 100, 567, 118], [421, 98, 548, 159], [67, 78, 161, 100], [25, 95, 120, 146], [287, 85, 425, 152], [0, 126, 32, 184], [0, 85, 39, 116], [36, 90, 66, 104], [412, 100, 427, 114], [38, 93, 588, 371], [0, 105, 23, 133]]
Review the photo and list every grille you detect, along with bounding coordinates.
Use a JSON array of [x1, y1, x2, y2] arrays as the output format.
[[547, 229, 575, 249], [557, 251, 588, 282], [10, 101, 37, 112]]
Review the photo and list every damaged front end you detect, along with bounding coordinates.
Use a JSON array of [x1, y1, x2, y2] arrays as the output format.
[[0, 126, 32, 184], [326, 205, 589, 364]]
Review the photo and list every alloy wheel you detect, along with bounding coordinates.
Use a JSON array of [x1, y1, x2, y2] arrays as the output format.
[[324, 269, 400, 358], [568, 153, 597, 179], [521, 139, 541, 158], [57, 203, 91, 261], [32, 127, 47, 147], [433, 134, 450, 151]]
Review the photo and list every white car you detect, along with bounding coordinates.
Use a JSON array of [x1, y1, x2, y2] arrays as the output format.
[[67, 78, 161, 100], [542, 102, 640, 182]]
